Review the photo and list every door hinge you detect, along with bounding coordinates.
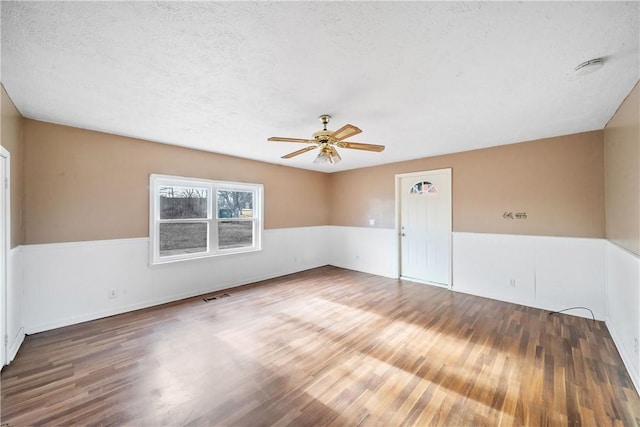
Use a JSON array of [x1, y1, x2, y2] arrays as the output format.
[[4, 178, 7, 190], [4, 335, 7, 347]]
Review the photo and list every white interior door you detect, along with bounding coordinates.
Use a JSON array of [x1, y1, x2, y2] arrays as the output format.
[[398, 169, 452, 287]]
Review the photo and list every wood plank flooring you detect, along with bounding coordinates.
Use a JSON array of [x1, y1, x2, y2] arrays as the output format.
[[2, 266, 639, 426]]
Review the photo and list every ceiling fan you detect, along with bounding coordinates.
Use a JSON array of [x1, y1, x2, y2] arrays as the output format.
[[268, 115, 385, 164]]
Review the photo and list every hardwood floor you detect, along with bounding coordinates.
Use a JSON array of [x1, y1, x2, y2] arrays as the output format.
[[2, 266, 639, 426]]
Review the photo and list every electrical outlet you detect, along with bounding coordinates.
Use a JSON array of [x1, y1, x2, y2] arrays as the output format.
[[509, 279, 516, 287], [109, 289, 117, 299]]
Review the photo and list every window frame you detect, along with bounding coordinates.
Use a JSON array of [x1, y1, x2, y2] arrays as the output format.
[[149, 174, 263, 266]]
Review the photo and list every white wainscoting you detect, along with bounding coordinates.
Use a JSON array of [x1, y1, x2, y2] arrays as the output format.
[[23, 227, 329, 334], [326, 228, 607, 321], [19, 229, 612, 328], [605, 241, 640, 392], [7, 245, 24, 363], [453, 232, 606, 319], [20, 226, 638, 396], [327, 226, 397, 279]]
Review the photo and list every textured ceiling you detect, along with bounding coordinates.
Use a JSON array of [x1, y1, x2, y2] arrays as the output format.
[[1, 1, 639, 172]]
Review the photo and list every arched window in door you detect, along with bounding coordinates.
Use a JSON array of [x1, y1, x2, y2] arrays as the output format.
[[409, 181, 438, 194]]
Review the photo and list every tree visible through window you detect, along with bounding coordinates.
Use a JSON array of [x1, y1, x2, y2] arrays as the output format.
[[158, 185, 209, 257], [217, 190, 255, 250], [150, 175, 263, 265]]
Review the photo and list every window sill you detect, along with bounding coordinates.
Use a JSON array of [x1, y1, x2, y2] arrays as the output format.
[[148, 246, 262, 268]]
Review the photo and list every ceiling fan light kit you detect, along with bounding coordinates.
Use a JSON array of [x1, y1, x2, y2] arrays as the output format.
[[314, 144, 342, 164], [268, 115, 385, 165]]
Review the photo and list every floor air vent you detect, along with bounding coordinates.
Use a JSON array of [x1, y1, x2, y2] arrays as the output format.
[[203, 293, 230, 302]]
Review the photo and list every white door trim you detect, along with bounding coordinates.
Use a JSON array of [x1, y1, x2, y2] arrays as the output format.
[[0, 146, 10, 367], [395, 168, 452, 289]]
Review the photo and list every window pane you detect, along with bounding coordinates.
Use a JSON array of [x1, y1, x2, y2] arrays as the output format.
[[217, 190, 254, 218], [218, 221, 253, 249], [159, 223, 207, 256], [410, 181, 438, 195], [160, 186, 208, 219]]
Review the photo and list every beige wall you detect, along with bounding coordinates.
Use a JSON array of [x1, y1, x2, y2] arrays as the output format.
[[329, 131, 605, 238], [1, 85, 24, 248], [23, 120, 329, 244], [604, 81, 640, 256], [19, 115, 611, 243]]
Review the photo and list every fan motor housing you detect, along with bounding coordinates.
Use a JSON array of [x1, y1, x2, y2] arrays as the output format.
[[313, 130, 333, 142]]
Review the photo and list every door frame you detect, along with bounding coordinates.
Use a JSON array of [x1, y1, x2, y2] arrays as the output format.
[[395, 168, 452, 289], [0, 146, 10, 367]]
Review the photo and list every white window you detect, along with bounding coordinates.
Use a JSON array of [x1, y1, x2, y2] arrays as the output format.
[[149, 174, 263, 265]]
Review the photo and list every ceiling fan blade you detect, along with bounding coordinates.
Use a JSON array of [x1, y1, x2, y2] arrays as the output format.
[[268, 137, 315, 144], [338, 141, 385, 152], [331, 124, 362, 141], [281, 145, 318, 159]]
